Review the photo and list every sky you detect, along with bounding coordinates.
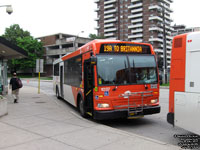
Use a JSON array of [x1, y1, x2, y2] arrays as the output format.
[[0, 0, 200, 38]]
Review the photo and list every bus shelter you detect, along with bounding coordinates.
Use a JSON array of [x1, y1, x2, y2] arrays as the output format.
[[0, 37, 27, 95]]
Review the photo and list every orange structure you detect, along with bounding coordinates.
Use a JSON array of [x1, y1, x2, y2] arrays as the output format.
[[53, 40, 160, 120], [167, 32, 200, 135]]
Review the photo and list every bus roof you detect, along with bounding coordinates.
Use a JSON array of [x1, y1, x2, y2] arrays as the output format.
[[53, 57, 63, 65]]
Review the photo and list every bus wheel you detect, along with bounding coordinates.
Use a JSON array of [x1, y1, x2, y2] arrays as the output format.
[[79, 97, 88, 118]]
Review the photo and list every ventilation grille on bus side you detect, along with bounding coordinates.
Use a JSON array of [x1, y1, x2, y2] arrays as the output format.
[[174, 38, 182, 48]]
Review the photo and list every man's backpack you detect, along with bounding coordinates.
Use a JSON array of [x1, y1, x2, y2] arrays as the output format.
[[16, 78, 23, 88]]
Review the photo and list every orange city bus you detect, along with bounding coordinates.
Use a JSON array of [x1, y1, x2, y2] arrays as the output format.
[[53, 40, 160, 120]]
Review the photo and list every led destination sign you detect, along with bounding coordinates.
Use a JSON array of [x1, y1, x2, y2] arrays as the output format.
[[100, 43, 151, 54]]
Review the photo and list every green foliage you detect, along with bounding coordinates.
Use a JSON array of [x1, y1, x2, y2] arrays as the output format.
[[2, 24, 43, 73], [2, 24, 30, 45], [16, 36, 44, 70], [89, 33, 105, 40]]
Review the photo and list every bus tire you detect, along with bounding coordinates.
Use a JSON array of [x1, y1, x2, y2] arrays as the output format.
[[79, 97, 88, 118]]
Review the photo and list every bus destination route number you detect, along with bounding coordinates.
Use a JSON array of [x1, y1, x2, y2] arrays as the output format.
[[104, 45, 142, 53], [100, 43, 151, 54]]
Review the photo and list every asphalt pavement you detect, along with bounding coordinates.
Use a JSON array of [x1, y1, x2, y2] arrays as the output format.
[[0, 86, 181, 150]]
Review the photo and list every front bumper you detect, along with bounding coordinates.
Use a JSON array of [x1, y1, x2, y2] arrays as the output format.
[[93, 105, 161, 120]]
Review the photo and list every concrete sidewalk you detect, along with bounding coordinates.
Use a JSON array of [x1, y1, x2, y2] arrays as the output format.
[[0, 86, 180, 150]]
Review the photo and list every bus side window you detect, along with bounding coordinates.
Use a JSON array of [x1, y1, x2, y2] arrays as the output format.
[[54, 64, 59, 76]]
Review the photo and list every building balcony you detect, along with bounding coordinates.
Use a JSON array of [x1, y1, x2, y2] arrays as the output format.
[[104, 14, 114, 19], [162, 0, 172, 5], [128, 23, 143, 29], [154, 49, 171, 56], [94, 17, 100, 21], [131, 18, 143, 23], [94, 7, 100, 12], [149, 16, 163, 22], [104, 0, 117, 5], [128, 13, 143, 19], [128, 34, 143, 39], [46, 48, 74, 56], [104, 8, 117, 14], [149, 26, 163, 32], [160, 44, 172, 50], [104, 32, 115, 37], [158, 33, 163, 37], [131, 39, 143, 43], [149, 38, 163, 42], [104, 18, 117, 23], [166, 40, 171, 45], [104, 27, 117, 32], [164, 20, 171, 26], [128, 3, 142, 9], [104, 4, 115, 9], [94, 0, 100, 3], [154, 48, 163, 53], [95, 26, 100, 30], [131, 0, 142, 3], [131, 28, 143, 33], [165, 25, 173, 31], [104, 23, 114, 28], [159, 54, 171, 60], [149, 5, 161, 11], [167, 45, 172, 49], [159, 2, 173, 13], [131, 8, 143, 13], [164, 15, 173, 22]]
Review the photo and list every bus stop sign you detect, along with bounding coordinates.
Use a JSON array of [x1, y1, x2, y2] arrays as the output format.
[[36, 59, 44, 73]]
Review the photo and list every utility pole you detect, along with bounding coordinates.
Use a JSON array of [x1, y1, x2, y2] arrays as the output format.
[[162, 6, 167, 84]]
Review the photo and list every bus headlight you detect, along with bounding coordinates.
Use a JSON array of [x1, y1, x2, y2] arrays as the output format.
[[97, 103, 110, 108], [151, 99, 158, 104]]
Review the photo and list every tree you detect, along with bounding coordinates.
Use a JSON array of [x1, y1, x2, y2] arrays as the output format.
[[16, 37, 43, 76], [2, 24, 30, 45], [2, 24, 43, 76], [89, 33, 105, 40]]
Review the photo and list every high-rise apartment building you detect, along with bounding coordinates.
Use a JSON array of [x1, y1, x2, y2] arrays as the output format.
[[95, 0, 173, 67]]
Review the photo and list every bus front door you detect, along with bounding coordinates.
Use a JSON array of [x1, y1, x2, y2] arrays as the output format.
[[84, 60, 94, 113], [60, 66, 64, 98]]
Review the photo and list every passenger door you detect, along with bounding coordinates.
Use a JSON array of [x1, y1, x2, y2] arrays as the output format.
[[84, 59, 94, 112]]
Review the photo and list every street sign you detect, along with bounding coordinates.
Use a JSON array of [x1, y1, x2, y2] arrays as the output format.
[[36, 59, 44, 73]]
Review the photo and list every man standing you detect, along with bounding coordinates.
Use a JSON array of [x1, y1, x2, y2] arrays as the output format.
[[9, 73, 21, 103]]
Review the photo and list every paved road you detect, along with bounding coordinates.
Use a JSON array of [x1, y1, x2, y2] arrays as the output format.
[[100, 89, 192, 146], [22, 79, 195, 147], [22, 79, 54, 96]]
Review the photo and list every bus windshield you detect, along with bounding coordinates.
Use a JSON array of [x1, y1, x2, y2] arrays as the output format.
[[97, 55, 158, 85]]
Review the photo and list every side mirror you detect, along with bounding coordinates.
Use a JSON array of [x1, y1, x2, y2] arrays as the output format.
[[91, 56, 97, 65]]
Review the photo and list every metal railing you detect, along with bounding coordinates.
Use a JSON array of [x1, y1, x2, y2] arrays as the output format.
[[118, 91, 153, 117]]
